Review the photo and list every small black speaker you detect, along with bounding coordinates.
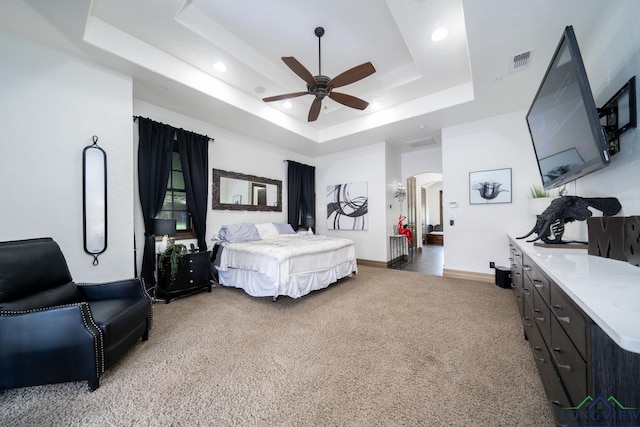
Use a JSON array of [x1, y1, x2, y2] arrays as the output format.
[[495, 266, 511, 289]]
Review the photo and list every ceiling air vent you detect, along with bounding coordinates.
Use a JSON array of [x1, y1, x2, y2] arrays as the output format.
[[405, 137, 436, 150], [509, 49, 534, 73]]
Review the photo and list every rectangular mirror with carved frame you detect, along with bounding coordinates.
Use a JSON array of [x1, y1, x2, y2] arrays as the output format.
[[212, 169, 282, 212]]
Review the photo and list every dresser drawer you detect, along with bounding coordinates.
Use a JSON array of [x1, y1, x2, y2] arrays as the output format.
[[524, 260, 550, 305], [524, 308, 572, 420], [551, 315, 587, 406], [533, 286, 551, 347], [522, 274, 535, 315], [550, 284, 587, 359], [510, 265, 524, 317]]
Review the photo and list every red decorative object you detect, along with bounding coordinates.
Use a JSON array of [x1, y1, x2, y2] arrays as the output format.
[[397, 215, 412, 243]]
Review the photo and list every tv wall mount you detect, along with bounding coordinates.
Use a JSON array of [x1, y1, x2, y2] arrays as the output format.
[[598, 75, 637, 155]]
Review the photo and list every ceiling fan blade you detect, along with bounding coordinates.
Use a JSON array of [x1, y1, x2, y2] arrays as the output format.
[[282, 57, 317, 87], [328, 62, 376, 89], [329, 92, 369, 110], [262, 92, 309, 102], [308, 98, 322, 122]]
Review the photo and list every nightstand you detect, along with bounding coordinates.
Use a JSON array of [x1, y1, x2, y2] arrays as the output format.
[[157, 251, 212, 303]]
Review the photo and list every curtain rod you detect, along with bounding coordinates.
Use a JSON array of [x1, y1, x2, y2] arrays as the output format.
[[284, 160, 314, 168], [133, 115, 214, 142]]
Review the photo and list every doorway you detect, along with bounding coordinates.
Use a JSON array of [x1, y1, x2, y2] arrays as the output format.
[[392, 173, 443, 276]]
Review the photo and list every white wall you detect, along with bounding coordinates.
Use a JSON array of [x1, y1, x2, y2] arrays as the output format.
[[0, 28, 135, 282], [402, 146, 443, 178], [441, 0, 640, 275], [315, 142, 389, 262], [442, 110, 540, 273]]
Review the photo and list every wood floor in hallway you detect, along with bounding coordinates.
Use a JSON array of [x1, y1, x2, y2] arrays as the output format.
[[390, 244, 444, 276]]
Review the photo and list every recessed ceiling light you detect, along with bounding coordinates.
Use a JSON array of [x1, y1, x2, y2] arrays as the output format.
[[431, 28, 449, 42], [283, 101, 293, 109], [213, 62, 227, 72], [417, 124, 426, 129], [254, 86, 266, 94]]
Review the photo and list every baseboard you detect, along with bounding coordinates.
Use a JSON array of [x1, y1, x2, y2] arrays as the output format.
[[356, 258, 387, 269], [443, 268, 494, 283]]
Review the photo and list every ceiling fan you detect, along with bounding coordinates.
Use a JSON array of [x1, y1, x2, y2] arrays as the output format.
[[262, 27, 376, 122]]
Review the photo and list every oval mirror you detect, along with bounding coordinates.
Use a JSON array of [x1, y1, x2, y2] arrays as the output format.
[[83, 136, 107, 264]]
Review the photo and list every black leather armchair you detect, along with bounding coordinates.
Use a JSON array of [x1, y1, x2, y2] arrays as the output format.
[[0, 237, 152, 391]]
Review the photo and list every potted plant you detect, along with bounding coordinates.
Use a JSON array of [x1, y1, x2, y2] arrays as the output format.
[[158, 243, 187, 287], [528, 184, 555, 216]]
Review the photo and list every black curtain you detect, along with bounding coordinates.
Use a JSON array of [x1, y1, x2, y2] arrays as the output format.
[[287, 161, 315, 230], [177, 129, 209, 252], [137, 118, 173, 290]]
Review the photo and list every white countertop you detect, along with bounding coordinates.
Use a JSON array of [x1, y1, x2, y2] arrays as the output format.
[[510, 236, 640, 354]]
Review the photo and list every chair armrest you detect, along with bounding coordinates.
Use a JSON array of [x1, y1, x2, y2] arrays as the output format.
[[0, 303, 104, 387], [77, 278, 147, 301]]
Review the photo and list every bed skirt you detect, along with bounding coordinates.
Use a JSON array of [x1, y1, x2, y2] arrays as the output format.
[[218, 259, 357, 299]]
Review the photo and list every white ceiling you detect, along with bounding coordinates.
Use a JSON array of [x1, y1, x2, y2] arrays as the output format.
[[2, 0, 605, 157]]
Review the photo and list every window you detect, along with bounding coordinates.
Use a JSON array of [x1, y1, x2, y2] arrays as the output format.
[[157, 144, 194, 236]]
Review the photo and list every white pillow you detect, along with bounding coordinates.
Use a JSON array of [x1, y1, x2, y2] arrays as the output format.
[[255, 222, 278, 239]]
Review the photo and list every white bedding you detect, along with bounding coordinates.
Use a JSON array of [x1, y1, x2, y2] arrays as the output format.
[[216, 234, 357, 299]]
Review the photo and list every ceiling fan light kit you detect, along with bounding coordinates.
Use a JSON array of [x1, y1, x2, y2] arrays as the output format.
[[262, 27, 376, 122]]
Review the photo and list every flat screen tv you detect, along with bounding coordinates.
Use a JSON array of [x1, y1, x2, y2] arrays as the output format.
[[526, 25, 610, 190]]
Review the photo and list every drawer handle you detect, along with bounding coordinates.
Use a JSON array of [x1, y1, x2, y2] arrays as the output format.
[[523, 265, 531, 271], [551, 400, 562, 407], [515, 254, 521, 258], [557, 363, 572, 372], [536, 357, 546, 363], [557, 316, 571, 324], [533, 280, 544, 288], [535, 317, 545, 322]]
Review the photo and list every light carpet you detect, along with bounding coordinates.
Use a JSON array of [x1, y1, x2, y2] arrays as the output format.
[[0, 266, 554, 426]]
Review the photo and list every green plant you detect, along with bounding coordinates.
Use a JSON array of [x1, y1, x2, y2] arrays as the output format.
[[158, 243, 187, 285], [529, 184, 551, 198]]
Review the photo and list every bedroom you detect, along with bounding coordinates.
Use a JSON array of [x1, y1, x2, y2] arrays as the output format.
[[4, 0, 639, 285], [1, 0, 640, 424]]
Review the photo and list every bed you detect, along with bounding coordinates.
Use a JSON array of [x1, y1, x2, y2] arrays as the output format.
[[212, 223, 357, 300]]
